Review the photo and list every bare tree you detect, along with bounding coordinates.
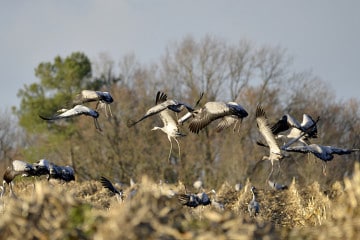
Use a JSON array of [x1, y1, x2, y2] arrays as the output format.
[[0, 109, 25, 171]]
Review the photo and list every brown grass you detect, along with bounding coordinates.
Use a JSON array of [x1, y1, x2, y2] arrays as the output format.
[[1, 164, 360, 239]]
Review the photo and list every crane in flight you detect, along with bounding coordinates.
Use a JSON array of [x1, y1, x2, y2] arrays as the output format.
[[255, 105, 309, 180], [283, 144, 359, 175], [271, 113, 319, 145], [127, 91, 195, 127], [73, 90, 114, 117], [128, 91, 191, 162], [181, 101, 248, 134], [39, 104, 102, 131], [255, 105, 284, 180]]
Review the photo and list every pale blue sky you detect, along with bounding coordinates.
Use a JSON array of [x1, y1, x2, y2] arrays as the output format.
[[1, 1, 359, 110]]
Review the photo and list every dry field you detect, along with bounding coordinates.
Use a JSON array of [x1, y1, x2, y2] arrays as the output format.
[[1, 163, 360, 240]]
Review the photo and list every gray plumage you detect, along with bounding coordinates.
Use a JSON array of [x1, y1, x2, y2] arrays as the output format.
[[39, 104, 101, 131], [271, 113, 319, 145], [283, 144, 359, 162], [32, 159, 75, 182], [187, 101, 248, 134], [127, 91, 194, 127], [256, 105, 284, 180], [268, 180, 288, 190], [73, 90, 114, 117], [2, 160, 36, 197], [178, 192, 211, 208], [248, 186, 260, 217], [134, 91, 187, 162]]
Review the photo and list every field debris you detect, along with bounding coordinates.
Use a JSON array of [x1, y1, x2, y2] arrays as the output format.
[[1, 163, 360, 239]]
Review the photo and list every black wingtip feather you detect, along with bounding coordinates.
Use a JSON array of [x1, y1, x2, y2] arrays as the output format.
[[155, 91, 168, 104], [255, 105, 266, 119], [39, 115, 52, 121]]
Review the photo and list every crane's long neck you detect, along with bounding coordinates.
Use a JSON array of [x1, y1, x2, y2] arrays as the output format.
[[251, 191, 257, 201]]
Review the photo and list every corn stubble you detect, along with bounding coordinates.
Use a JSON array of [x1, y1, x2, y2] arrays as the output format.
[[1, 165, 360, 239]]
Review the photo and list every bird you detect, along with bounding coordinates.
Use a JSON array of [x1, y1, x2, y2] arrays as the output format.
[[32, 159, 51, 179], [234, 183, 242, 191], [132, 91, 187, 162], [193, 179, 203, 191], [268, 180, 288, 190], [186, 101, 248, 134], [32, 159, 75, 182], [284, 144, 359, 161], [255, 105, 284, 180], [178, 193, 201, 207], [283, 144, 360, 174], [152, 113, 186, 162], [248, 186, 260, 217], [178, 192, 211, 208], [271, 113, 319, 145], [0, 186, 4, 198], [39, 104, 102, 131], [73, 90, 114, 117], [57, 166, 75, 182], [100, 176, 123, 202], [2, 160, 36, 197], [127, 91, 195, 127], [32, 159, 52, 177]]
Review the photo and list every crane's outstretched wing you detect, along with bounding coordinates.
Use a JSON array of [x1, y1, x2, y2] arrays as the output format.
[[329, 147, 359, 155], [100, 176, 122, 195], [255, 105, 281, 156], [189, 102, 238, 134]]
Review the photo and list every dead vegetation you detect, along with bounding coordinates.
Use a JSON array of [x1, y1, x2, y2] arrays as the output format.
[[0, 163, 359, 239]]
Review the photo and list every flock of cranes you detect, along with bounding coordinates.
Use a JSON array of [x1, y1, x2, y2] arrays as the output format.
[[1, 159, 74, 198], [39, 90, 114, 131], [1, 89, 359, 217]]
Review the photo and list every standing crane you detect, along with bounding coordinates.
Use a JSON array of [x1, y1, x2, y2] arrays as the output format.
[[248, 186, 260, 217], [2, 160, 36, 197]]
